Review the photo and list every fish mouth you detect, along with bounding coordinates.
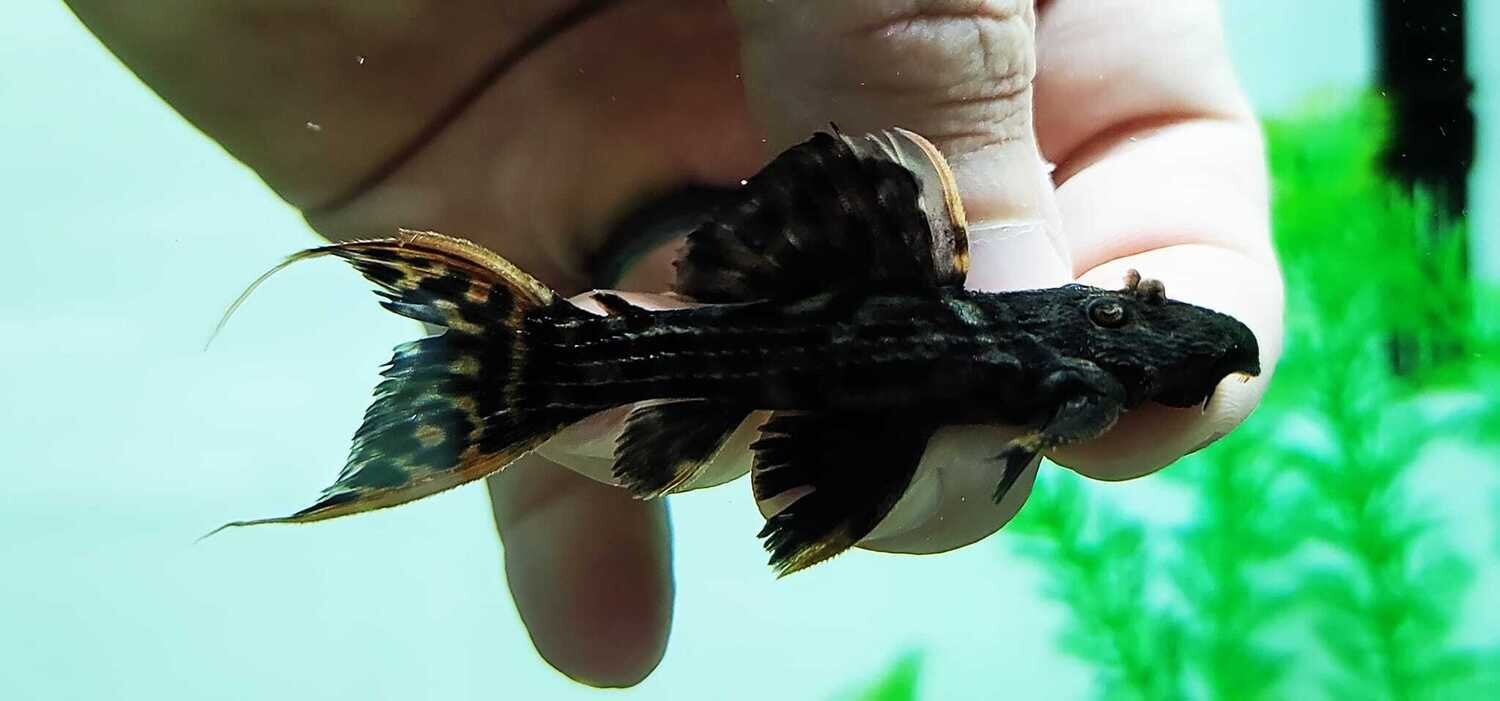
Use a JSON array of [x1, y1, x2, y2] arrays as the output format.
[[1228, 354, 1262, 379], [1216, 355, 1260, 386]]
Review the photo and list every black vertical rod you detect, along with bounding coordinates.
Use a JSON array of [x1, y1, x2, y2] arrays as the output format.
[[1375, 0, 1475, 370], [1375, 0, 1474, 215]]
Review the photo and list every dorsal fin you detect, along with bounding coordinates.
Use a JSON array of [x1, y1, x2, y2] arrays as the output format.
[[673, 128, 969, 303]]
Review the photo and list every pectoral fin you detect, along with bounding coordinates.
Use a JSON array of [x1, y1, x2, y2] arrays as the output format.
[[751, 412, 936, 576], [994, 392, 1124, 502]]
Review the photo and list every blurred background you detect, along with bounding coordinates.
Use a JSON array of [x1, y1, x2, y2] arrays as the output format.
[[1, 2, 1496, 699]]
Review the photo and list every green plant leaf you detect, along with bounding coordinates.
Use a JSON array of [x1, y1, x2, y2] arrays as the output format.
[[835, 651, 923, 701], [1008, 92, 1500, 701]]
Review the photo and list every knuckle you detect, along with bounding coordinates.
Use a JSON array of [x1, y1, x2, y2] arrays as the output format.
[[841, 1, 1037, 148]]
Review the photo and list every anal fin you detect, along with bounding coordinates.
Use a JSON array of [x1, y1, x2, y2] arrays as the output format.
[[751, 412, 935, 576], [613, 401, 748, 498]]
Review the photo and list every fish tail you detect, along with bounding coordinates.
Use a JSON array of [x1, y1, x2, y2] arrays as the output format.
[[208, 230, 589, 532]]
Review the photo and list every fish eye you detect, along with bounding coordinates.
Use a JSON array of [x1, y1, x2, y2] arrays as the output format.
[[1087, 299, 1127, 328]]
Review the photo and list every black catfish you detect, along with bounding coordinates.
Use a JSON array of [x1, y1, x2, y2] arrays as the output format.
[[213, 128, 1260, 575]]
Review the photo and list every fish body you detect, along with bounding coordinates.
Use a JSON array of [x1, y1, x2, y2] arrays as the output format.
[[537, 290, 1038, 419], [215, 128, 1260, 575], [535, 286, 1253, 420]]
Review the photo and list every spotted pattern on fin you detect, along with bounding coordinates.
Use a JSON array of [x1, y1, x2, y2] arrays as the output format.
[[207, 231, 584, 532], [613, 401, 748, 498]]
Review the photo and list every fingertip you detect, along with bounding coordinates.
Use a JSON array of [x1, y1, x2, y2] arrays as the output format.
[[1051, 372, 1267, 480], [1058, 246, 1282, 480], [854, 425, 1040, 555], [487, 456, 674, 688]]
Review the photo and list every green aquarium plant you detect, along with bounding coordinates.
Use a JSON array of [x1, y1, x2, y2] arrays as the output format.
[[1258, 98, 1500, 701], [1006, 473, 1188, 700], [833, 652, 924, 701], [1007, 96, 1499, 701]]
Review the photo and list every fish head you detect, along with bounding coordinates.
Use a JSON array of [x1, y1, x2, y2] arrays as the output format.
[[1030, 273, 1261, 408]]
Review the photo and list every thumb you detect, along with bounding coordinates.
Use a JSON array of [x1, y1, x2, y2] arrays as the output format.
[[729, 1, 1075, 553], [728, 0, 1070, 289]]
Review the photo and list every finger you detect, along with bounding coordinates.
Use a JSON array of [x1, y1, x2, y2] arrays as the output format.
[[487, 454, 672, 688], [777, 425, 1043, 555], [1048, 244, 1284, 479], [727, 0, 1073, 554], [1041, 89, 1279, 478], [728, 0, 1070, 286]]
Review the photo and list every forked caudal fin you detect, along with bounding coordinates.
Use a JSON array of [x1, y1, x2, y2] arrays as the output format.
[[204, 230, 588, 536]]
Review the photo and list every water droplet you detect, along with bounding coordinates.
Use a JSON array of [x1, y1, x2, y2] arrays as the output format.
[[738, 179, 749, 186], [305, 121, 323, 132], [355, 55, 366, 65]]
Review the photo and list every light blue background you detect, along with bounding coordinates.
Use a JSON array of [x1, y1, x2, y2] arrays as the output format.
[[0, 3, 1493, 700]]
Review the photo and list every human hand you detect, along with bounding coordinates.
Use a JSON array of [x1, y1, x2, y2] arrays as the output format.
[[535, 0, 1282, 679], [680, 0, 1285, 555], [68, 0, 1281, 687]]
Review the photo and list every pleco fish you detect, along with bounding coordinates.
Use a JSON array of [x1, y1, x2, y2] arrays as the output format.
[[210, 128, 1261, 576]]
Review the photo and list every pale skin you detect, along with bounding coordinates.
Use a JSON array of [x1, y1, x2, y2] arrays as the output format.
[[66, 0, 1283, 687]]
